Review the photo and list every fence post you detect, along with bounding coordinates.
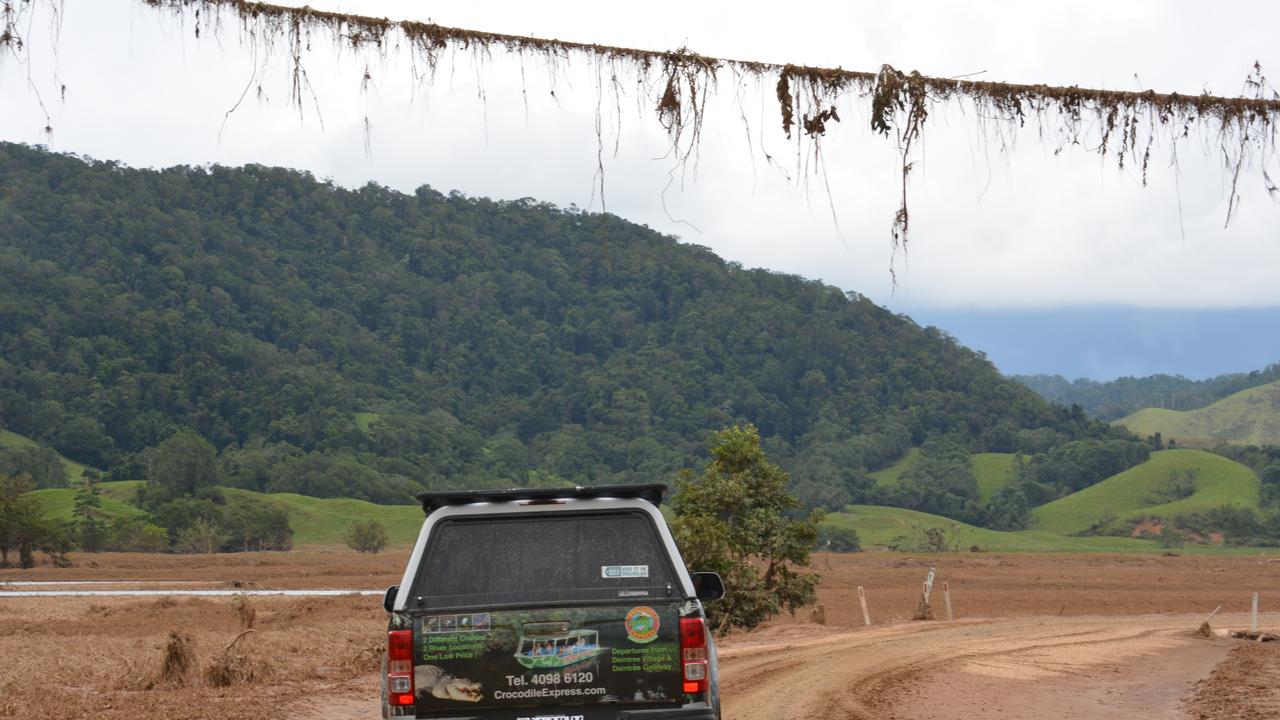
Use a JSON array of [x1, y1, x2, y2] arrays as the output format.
[[858, 586, 872, 626], [943, 581, 954, 622], [1203, 606, 1222, 625]]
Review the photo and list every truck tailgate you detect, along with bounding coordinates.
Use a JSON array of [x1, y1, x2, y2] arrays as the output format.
[[412, 602, 684, 717]]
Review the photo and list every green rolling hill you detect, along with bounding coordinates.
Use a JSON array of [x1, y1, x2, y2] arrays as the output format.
[[826, 449, 1266, 553], [824, 505, 1164, 552], [1030, 449, 1259, 535], [824, 504, 1273, 554], [219, 489, 422, 545], [1115, 380, 1280, 446], [26, 450, 1266, 552], [32, 480, 425, 546], [29, 481, 147, 524], [1, 429, 96, 482]]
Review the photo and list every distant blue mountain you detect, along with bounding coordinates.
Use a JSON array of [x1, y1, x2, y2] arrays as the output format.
[[899, 306, 1280, 381]]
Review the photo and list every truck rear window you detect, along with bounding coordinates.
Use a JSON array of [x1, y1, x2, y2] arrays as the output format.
[[412, 511, 678, 608]]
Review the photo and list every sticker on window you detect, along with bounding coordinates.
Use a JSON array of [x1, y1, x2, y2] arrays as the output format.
[[601, 565, 649, 579]]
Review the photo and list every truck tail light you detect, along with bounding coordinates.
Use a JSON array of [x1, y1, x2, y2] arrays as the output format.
[[679, 617, 708, 695], [387, 629, 415, 706]]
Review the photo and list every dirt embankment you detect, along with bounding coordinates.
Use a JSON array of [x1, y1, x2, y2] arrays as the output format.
[[796, 552, 1280, 624], [1184, 643, 1280, 719]]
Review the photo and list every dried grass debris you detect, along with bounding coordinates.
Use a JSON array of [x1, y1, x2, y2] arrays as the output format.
[[160, 631, 197, 686], [808, 603, 826, 625], [204, 629, 269, 687], [232, 593, 257, 630], [1230, 630, 1280, 642], [345, 642, 385, 673], [912, 595, 935, 621]]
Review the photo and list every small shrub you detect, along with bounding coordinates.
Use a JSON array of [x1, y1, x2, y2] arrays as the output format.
[[106, 517, 169, 552], [40, 520, 76, 567], [922, 526, 958, 553], [1071, 511, 1124, 537], [886, 524, 960, 552], [816, 525, 861, 553], [1155, 469, 1197, 503], [886, 534, 912, 552], [344, 519, 389, 554], [1158, 527, 1189, 548]]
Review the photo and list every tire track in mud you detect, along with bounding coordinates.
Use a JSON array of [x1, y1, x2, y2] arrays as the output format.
[[843, 627, 1171, 718], [717, 615, 1243, 720]]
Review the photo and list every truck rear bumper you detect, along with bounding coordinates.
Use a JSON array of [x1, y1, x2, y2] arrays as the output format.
[[617, 706, 716, 719], [386, 705, 717, 720]]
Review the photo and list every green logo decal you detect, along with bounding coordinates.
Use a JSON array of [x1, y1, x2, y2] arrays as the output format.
[[624, 606, 660, 644]]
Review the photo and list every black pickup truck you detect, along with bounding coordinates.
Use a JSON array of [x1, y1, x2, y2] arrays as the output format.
[[381, 484, 724, 720]]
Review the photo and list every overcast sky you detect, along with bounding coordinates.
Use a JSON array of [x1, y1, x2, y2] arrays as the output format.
[[2, 0, 1279, 378]]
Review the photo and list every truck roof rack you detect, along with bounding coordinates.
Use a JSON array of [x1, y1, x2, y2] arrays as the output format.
[[416, 483, 668, 515]]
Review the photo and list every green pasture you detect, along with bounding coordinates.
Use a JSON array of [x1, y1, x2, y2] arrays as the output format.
[[869, 448, 920, 487], [972, 453, 1017, 502], [826, 503, 1274, 555]]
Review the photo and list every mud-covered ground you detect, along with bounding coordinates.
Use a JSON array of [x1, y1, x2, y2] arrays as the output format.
[[1184, 643, 1280, 720], [2, 550, 1278, 719]]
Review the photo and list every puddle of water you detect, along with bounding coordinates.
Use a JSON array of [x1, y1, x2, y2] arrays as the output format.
[[0, 580, 215, 586], [0, 589, 383, 597]]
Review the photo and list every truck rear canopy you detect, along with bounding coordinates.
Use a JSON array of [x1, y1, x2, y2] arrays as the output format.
[[411, 511, 679, 609]]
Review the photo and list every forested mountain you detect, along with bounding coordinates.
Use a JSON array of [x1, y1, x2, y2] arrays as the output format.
[[0, 142, 1117, 511], [1015, 365, 1280, 421]]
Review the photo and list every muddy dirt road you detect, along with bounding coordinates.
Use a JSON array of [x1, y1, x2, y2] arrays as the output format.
[[718, 615, 1262, 720]]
